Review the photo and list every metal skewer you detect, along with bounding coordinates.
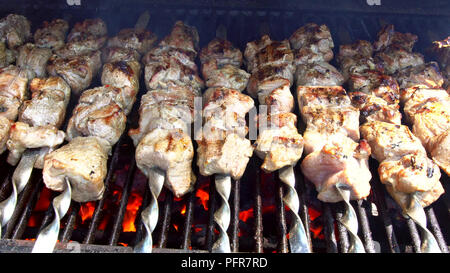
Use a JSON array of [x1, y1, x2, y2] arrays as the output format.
[[134, 168, 165, 253], [335, 184, 366, 253], [32, 177, 71, 253], [403, 194, 441, 253], [278, 165, 310, 253], [0, 149, 41, 237], [211, 174, 232, 253]]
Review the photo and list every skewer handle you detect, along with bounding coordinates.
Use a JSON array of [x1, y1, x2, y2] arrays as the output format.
[[335, 184, 366, 253], [32, 177, 71, 253], [278, 166, 311, 253], [0, 149, 39, 237], [212, 174, 231, 253], [404, 195, 441, 253], [134, 168, 165, 253]]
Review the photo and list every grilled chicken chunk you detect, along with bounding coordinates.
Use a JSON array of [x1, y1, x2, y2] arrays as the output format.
[[136, 128, 195, 198], [360, 121, 441, 198], [373, 24, 418, 52], [129, 85, 197, 146], [16, 43, 52, 79], [19, 76, 71, 128], [159, 21, 199, 57], [395, 62, 444, 91], [375, 45, 425, 75], [106, 28, 157, 55], [0, 65, 28, 121], [100, 60, 141, 114], [301, 136, 372, 202], [34, 19, 69, 50], [43, 136, 110, 203], [0, 116, 11, 154], [256, 80, 294, 114], [0, 14, 31, 49], [47, 50, 101, 94], [254, 112, 304, 172], [66, 85, 127, 147], [295, 61, 344, 86], [289, 23, 334, 65], [101, 46, 141, 63], [348, 70, 400, 104], [349, 92, 402, 125], [202, 64, 250, 91], [247, 63, 295, 97], [6, 121, 65, 166], [200, 38, 242, 66], [244, 36, 293, 73]]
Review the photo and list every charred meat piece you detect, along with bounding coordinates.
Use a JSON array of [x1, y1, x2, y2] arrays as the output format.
[[295, 61, 344, 86], [43, 136, 110, 203], [373, 24, 418, 52], [16, 43, 52, 79], [254, 112, 304, 172], [348, 70, 400, 104], [143, 45, 197, 70], [47, 50, 101, 95], [199, 38, 243, 68], [202, 63, 249, 91], [19, 76, 71, 128], [297, 86, 351, 110], [34, 19, 69, 50], [338, 40, 374, 59], [349, 92, 402, 125], [101, 46, 141, 63], [395, 62, 444, 91], [6, 121, 65, 166], [136, 128, 195, 198], [66, 85, 127, 147], [301, 136, 372, 203], [247, 63, 294, 98], [374, 45, 424, 75], [244, 36, 293, 73], [158, 21, 199, 57], [100, 60, 141, 114], [128, 85, 197, 146], [0, 14, 31, 49], [0, 65, 29, 121], [106, 28, 157, 55]]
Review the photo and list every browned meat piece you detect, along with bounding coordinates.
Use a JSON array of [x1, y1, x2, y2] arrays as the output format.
[[16, 43, 52, 79], [301, 136, 372, 203], [6, 121, 65, 166], [374, 45, 424, 75], [101, 46, 141, 63], [297, 86, 351, 110], [144, 55, 204, 92], [0, 42, 16, 68], [106, 28, 157, 55], [244, 36, 293, 73], [360, 121, 426, 162], [136, 128, 195, 198], [55, 18, 108, 58], [143, 45, 197, 71], [428, 131, 450, 176], [34, 19, 69, 50], [254, 112, 304, 172], [338, 40, 374, 59], [0, 116, 11, 154], [295, 61, 344, 86], [101, 60, 141, 114], [256, 80, 294, 114], [337, 40, 380, 80], [128, 85, 197, 146], [395, 62, 444, 91], [373, 24, 418, 52], [348, 70, 400, 104], [385, 180, 444, 210], [349, 92, 402, 125], [289, 23, 334, 65], [247, 63, 294, 98], [202, 64, 249, 91], [199, 38, 243, 68], [43, 136, 110, 202], [197, 87, 254, 179], [66, 86, 127, 147], [0, 65, 29, 121], [47, 50, 101, 94], [19, 76, 71, 128], [0, 14, 31, 49], [158, 21, 199, 57]]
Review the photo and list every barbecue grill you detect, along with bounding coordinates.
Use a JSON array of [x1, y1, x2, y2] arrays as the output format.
[[0, 0, 449, 254]]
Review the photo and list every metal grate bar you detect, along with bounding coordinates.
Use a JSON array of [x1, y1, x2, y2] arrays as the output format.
[[275, 178, 288, 253], [355, 200, 376, 253], [253, 167, 264, 253], [230, 180, 240, 252], [157, 191, 173, 248], [180, 187, 196, 250], [322, 203, 338, 253], [425, 207, 449, 253]]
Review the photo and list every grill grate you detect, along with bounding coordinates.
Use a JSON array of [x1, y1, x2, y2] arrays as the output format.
[[0, 6, 449, 253]]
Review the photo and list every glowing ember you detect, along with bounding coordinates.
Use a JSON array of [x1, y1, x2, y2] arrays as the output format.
[[118, 242, 128, 247], [308, 207, 324, 239], [180, 204, 186, 215], [434, 37, 450, 48], [173, 224, 179, 231], [79, 201, 96, 224], [194, 227, 203, 233], [27, 187, 53, 227], [239, 208, 254, 222], [122, 191, 143, 232], [195, 188, 209, 211]]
